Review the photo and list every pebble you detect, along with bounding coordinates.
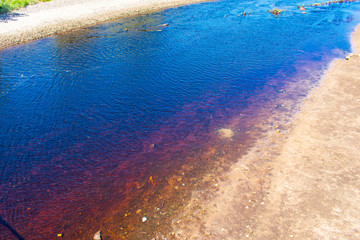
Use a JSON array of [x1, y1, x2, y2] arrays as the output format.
[[93, 231, 102, 240]]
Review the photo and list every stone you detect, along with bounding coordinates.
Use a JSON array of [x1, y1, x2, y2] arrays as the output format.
[[94, 231, 102, 240], [217, 128, 234, 138]]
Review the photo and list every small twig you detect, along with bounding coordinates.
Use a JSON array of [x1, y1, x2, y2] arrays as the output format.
[[160, 200, 165, 209]]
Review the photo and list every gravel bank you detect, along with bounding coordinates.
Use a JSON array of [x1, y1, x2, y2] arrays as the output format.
[[0, 0, 210, 49]]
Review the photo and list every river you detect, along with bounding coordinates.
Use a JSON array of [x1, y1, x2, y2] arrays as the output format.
[[1, 0, 360, 239]]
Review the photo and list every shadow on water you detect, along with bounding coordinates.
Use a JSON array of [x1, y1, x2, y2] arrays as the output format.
[[0, 215, 25, 240]]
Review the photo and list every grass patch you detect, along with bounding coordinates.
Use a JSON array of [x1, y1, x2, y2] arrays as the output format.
[[0, 0, 51, 14]]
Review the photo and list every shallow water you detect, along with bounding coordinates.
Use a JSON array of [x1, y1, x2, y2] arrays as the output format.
[[1, 0, 360, 239]]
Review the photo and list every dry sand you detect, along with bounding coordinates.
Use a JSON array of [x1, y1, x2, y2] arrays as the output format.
[[0, 0, 209, 50], [171, 26, 360, 240]]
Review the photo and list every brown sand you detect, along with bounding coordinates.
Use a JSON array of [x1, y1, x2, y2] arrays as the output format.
[[2, 1, 360, 239], [0, 0, 210, 50], [171, 26, 360, 239]]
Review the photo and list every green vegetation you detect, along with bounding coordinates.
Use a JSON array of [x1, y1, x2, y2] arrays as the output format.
[[0, 0, 51, 14]]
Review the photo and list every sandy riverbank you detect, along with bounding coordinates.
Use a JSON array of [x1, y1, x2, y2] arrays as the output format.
[[2, 1, 360, 238], [171, 25, 360, 239], [0, 0, 210, 50]]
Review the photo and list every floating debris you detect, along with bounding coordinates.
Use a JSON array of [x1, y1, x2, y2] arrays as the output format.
[[142, 216, 148, 222], [94, 231, 102, 240], [57, 233, 63, 237]]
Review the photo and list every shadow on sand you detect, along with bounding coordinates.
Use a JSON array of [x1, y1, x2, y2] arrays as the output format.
[[0, 7, 25, 22]]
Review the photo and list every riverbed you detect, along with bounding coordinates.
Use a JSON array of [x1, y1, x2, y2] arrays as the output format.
[[1, 0, 360, 239]]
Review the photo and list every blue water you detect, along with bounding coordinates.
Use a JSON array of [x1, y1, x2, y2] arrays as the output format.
[[1, 0, 360, 239]]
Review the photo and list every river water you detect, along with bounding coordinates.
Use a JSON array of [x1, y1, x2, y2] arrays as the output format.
[[1, 0, 360, 239]]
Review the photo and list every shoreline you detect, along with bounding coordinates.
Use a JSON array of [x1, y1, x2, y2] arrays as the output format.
[[2, 1, 360, 238], [0, 0, 211, 50], [171, 25, 360, 239]]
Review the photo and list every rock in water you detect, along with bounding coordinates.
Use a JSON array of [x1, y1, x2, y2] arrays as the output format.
[[94, 231, 102, 240], [217, 128, 234, 138]]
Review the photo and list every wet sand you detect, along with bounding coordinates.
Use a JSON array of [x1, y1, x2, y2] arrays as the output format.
[[171, 25, 360, 239], [2, 1, 360, 239], [0, 0, 210, 50]]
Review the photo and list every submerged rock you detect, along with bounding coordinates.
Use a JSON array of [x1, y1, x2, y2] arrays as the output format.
[[268, 8, 283, 17], [217, 128, 234, 138]]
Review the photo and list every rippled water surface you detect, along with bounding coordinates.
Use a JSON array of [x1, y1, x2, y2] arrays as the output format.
[[1, 0, 360, 239]]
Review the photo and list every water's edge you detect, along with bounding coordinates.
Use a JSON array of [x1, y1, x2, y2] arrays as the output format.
[[1, 0, 360, 239], [0, 0, 212, 50]]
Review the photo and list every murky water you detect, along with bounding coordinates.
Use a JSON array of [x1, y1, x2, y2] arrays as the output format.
[[1, 0, 360, 239]]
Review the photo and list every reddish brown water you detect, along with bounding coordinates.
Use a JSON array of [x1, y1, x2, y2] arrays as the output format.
[[1, 0, 360, 239]]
